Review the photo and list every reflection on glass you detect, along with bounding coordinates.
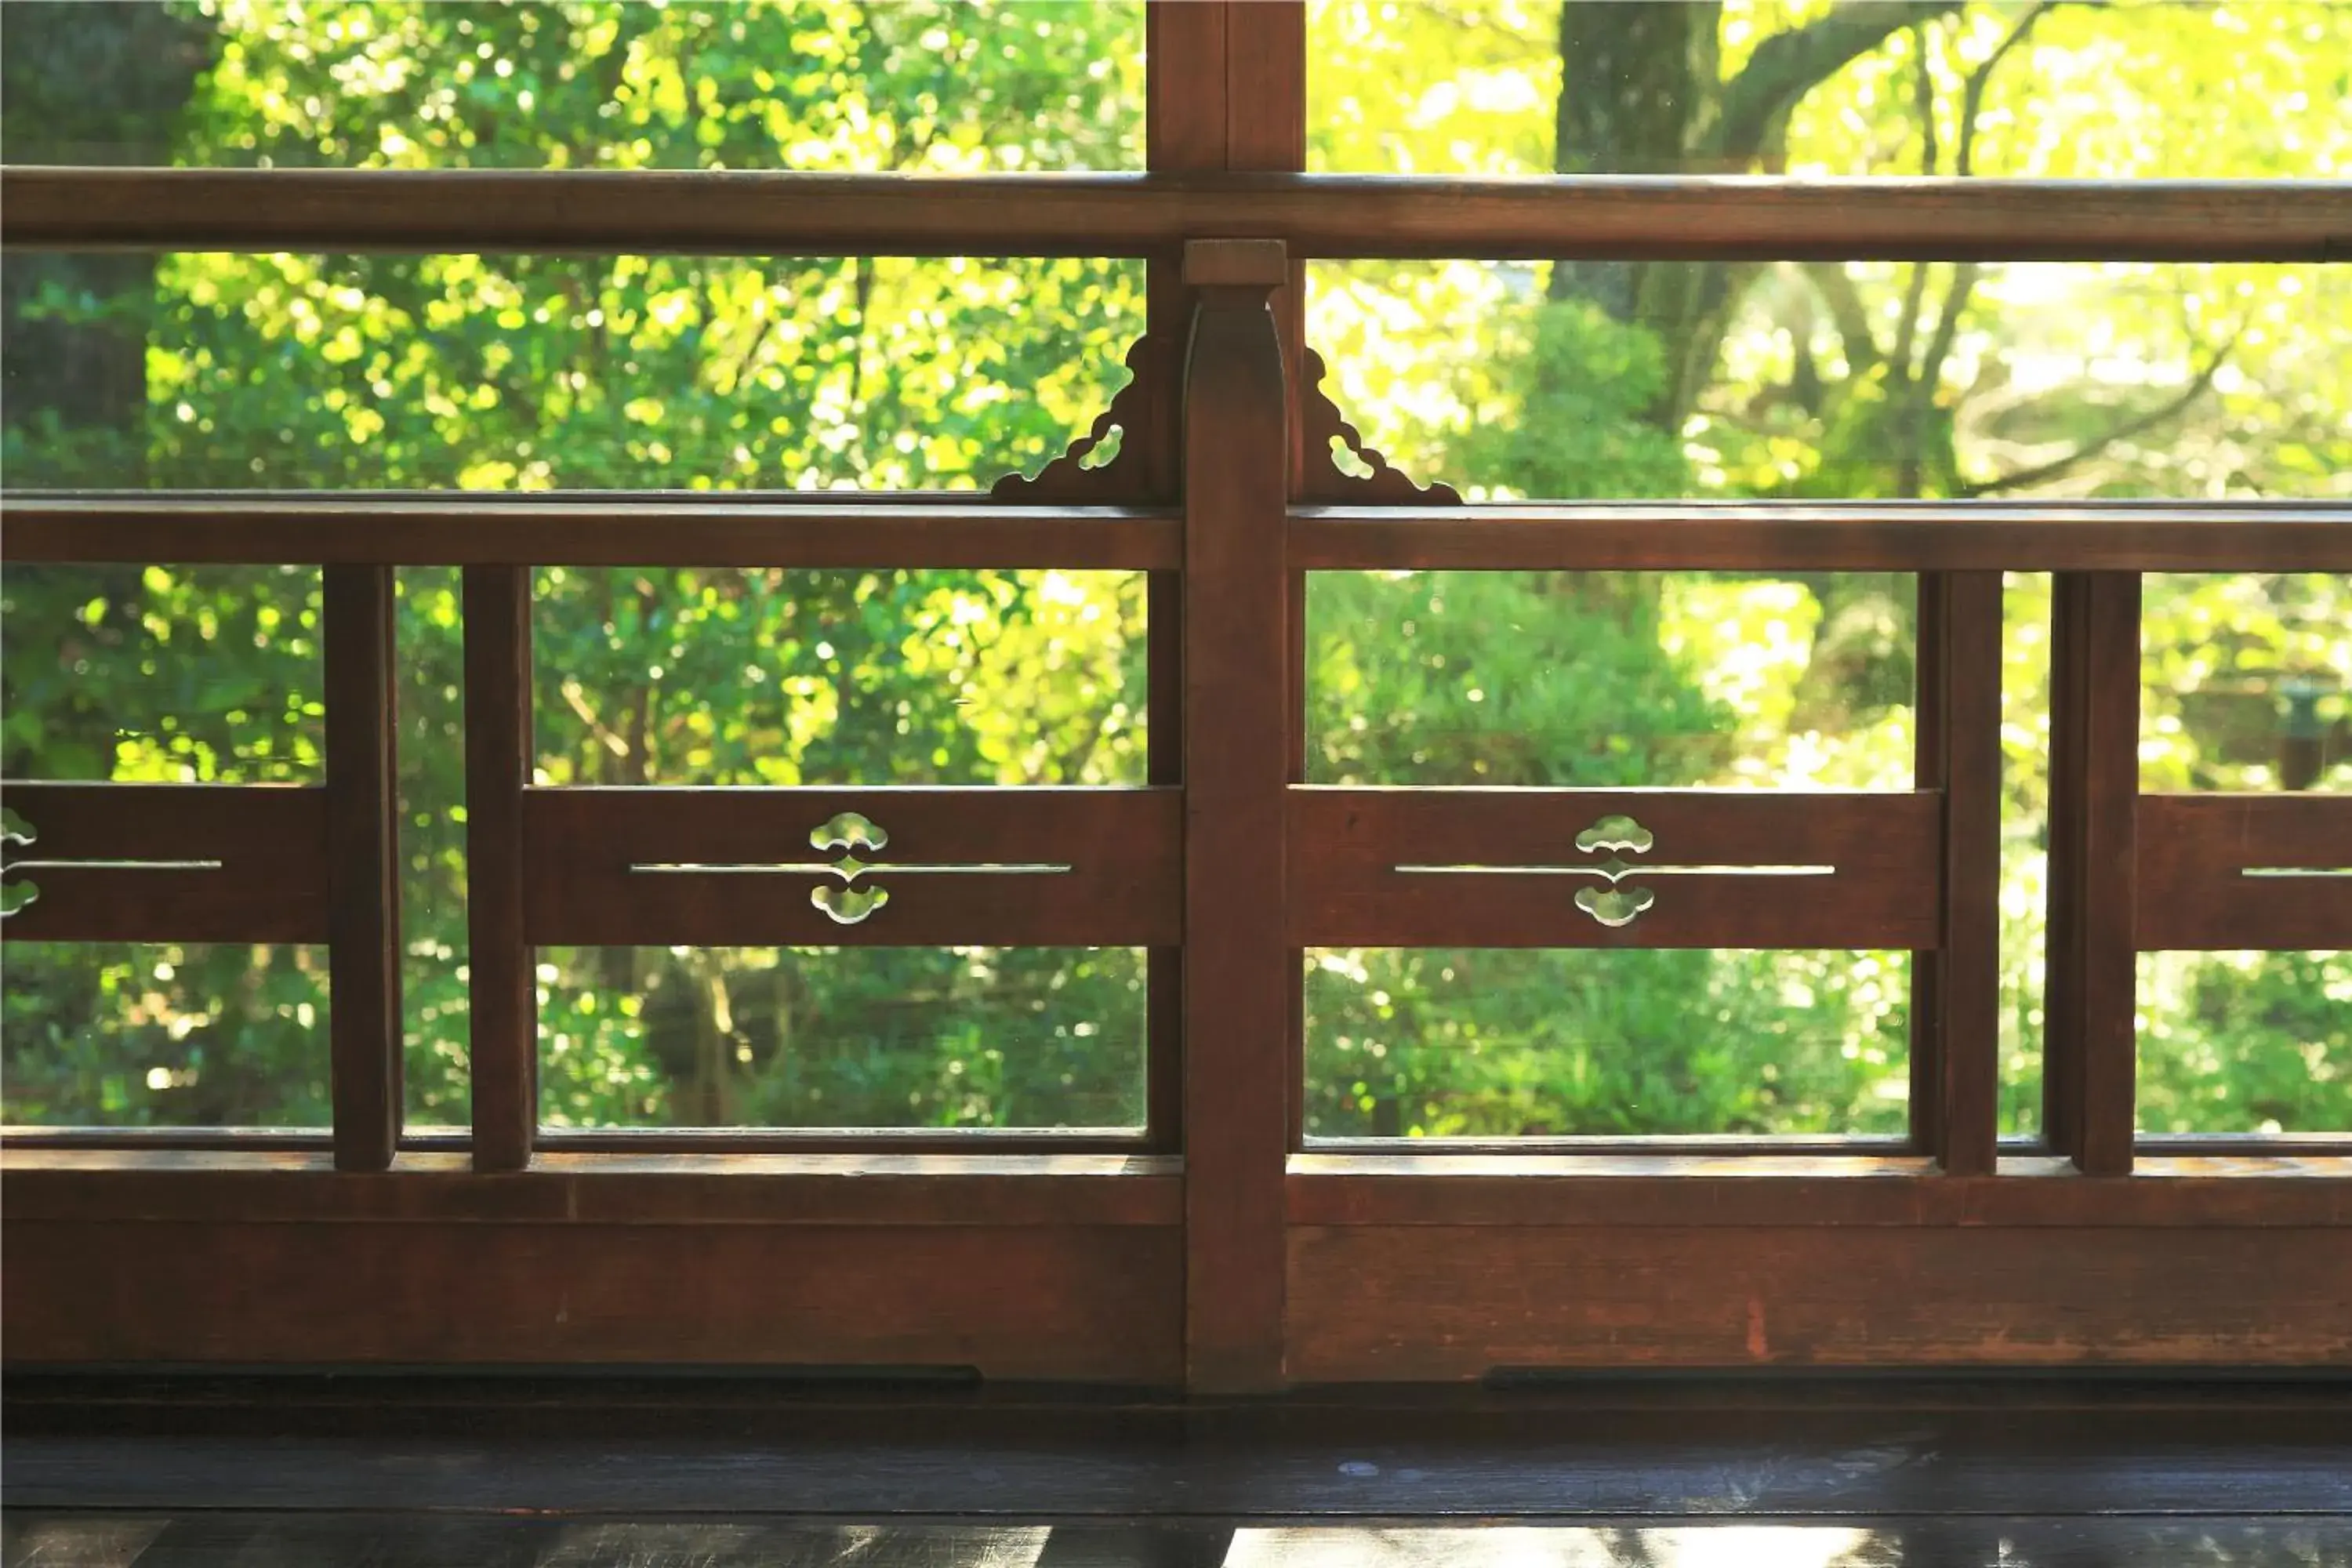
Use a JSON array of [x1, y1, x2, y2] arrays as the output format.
[[0, 2, 1142, 171], [2, 252, 1140, 492], [1304, 949, 1909, 1140], [1311, 1, 2349, 179], [2135, 575, 2349, 1138], [6, 1516, 2346, 1568], [536, 945, 1145, 1131], [533, 568, 1145, 786], [0, 943, 330, 1127], [2143, 574, 2351, 794], [0, 565, 324, 783], [1308, 572, 1915, 789], [1999, 574, 2053, 1138], [1306, 260, 2351, 503], [0, 567, 473, 1130], [2138, 951, 2350, 1136]]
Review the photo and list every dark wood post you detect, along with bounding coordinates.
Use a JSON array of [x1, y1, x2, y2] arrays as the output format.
[[2045, 571, 2141, 1174], [1915, 570, 2003, 1173], [1182, 237, 1293, 1392], [323, 563, 401, 1171], [463, 564, 536, 1172]]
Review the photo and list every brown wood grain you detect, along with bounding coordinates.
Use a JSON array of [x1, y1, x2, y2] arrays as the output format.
[[2042, 574, 2090, 1161], [1926, 572, 2003, 1174], [1289, 787, 1941, 949], [7, 167, 2347, 260], [516, 786, 1181, 947], [0, 782, 329, 943], [322, 564, 401, 1171], [0, 499, 1180, 568], [1290, 504, 2352, 572], [2, 1218, 1181, 1381], [1181, 241, 1293, 1393], [463, 565, 536, 1173], [1, 1149, 1182, 1227], [1285, 1223, 2352, 1379], [2136, 793, 2352, 949], [1285, 1153, 2352, 1228], [2067, 575, 2143, 1175]]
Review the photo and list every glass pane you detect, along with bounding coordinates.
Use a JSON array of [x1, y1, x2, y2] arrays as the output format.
[[534, 568, 1145, 786], [1310, 1, 2348, 178], [0, 564, 323, 782], [1, 942, 330, 1127], [2138, 951, 2350, 1134], [1, 2, 1142, 171], [1304, 948, 1909, 1139], [3, 252, 1139, 491], [2131, 574, 2349, 1139], [0, 564, 468, 1129], [2000, 572, 2053, 1137], [1308, 571, 1915, 788], [397, 565, 471, 1129], [2143, 574, 2352, 793], [1306, 260, 2351, 502], [536, 945, 1145, 1131]]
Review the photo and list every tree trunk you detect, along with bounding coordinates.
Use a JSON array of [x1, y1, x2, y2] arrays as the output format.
[[1547, 0, 1963, 435], [1, 3, 210, 773]]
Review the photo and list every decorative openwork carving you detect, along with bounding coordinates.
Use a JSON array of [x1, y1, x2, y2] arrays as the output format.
[[989, 334, 1171, 504], [1297, 347, 1463, 506], [2, 805, 38, 918], [626, 810, 1074, 929], [1396, 811, 1835, 931]]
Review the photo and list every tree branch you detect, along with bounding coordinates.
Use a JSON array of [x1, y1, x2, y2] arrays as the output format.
[[1955, 0, 2060, 178], [1960, 332, 2240, 497], [1715, 0, 1965, 164], [1804, 261, 1883, 376]]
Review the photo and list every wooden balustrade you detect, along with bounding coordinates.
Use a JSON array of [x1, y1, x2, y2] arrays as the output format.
[[2, 5, 2348, 1383]]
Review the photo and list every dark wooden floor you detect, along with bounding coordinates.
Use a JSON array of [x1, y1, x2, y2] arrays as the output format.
[[8, 1376, 2352, 1566], [10, 1516, 2352, 1567]]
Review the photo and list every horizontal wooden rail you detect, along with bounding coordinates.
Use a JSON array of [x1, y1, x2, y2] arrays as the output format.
[[2, 1150, 1182, 1379], [521, 786, 1182, 948], [1293, 503, 2352, 573], [2136, 793, 2352, 950], [0, 498, 1180, 568], [3, 1149, 1184, 1226], [1290, 787, 1940, 949], [1287, 1153, 2352, 1228], [12, 498, 2350, 573], [0, 782, 330, 943], [4, 169, 2347, 260]]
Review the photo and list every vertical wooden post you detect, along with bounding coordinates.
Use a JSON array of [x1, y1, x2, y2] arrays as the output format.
[[1182, 237, 1292, 1392], [1143, 0, 1308, 1185], [463, 564, 535, 1173], [323, 564, 401, 1172], [1915, 571, 2003, 1174], [2045, 571, 2140, 1174], [1142, 1, 1217, 1156]]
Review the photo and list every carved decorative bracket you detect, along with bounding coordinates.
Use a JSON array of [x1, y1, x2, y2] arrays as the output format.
[[1297, 346, 1462, 506], [993, 333, 1461, 507], [989, 334, 1172, 505]]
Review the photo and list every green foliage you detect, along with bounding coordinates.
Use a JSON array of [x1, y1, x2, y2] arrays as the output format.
[[3, 0, 2344, 1139]]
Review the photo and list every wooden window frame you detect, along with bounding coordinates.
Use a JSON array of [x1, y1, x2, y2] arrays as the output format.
[[3, 3, 2350, 1389]]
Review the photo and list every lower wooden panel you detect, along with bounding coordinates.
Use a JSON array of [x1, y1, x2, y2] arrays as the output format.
[[1286, 1223, 2352, 1380], [4, 1218, 1181, 1382]]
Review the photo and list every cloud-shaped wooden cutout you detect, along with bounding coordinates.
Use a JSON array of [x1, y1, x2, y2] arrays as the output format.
[[811, 883, 890, 926], [1575, 885, 1655, 929], [1574, 814, 1654, 856], [1, 804, 37, 916], [809, 811, 887, 855]]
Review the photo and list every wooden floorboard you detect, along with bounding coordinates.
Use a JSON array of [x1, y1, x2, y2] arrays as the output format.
[[9, 1392, 2352, 1519], [6, 1515, 2352, 1566]]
